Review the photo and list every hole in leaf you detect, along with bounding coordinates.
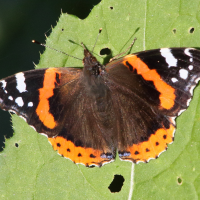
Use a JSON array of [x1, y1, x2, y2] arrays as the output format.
[[15, 143, 19, 147], [189, 27, 194, 33], [177, 177, 182, 185], [100, 48, 111, 56], [110, 6, 113, 10], [108, 174, 124, 193], [172, 28, 176, 34], [62, 28, 64, 31]]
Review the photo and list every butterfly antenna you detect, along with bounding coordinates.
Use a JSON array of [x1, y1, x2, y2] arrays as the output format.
[[110, 38, 137, 61], [32, 40, 82, 61], [92, 28, 102, 53]]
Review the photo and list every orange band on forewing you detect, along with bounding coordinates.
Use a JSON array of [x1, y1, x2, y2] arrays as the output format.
[[36, 68, 60, 129], [123, 55, 176, 110]]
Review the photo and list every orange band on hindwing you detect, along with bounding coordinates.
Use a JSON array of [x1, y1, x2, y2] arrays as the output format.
[[48, 137, 112, 166], [36, 68, 61, 129], [123, 55, 176, 110], [120, 123, 175, 163]]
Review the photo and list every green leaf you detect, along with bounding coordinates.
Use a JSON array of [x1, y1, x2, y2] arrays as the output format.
[[1, 0, 200, 199]]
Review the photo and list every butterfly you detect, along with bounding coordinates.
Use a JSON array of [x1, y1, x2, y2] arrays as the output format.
[[0, 42, 200, 167]]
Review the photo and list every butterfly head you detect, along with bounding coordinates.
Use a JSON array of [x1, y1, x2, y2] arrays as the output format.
[[83, 48, 104, 77]]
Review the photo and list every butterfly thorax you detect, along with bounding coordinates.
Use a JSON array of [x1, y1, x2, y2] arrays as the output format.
[[81, 49, 112, 118]]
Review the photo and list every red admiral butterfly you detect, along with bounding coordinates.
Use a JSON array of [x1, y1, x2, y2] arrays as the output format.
[[0, 42, 199, 167]]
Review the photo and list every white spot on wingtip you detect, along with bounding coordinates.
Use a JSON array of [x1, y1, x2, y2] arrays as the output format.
[[160, 48, 177, 68], [188, 65, 193, 70], [0, 80, 6, 88], [171, 77, 178, 83], [184, 48, 193, 58], [185, 48, 194, 63], [184, 48, 192, 57], [0, 80, 8, 93], [15, 72, 27, 93], [8, 96, 13, 101], [28, 102, 33, 107], [179, 69, 188, 79], [15, 97, 24, 107]]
